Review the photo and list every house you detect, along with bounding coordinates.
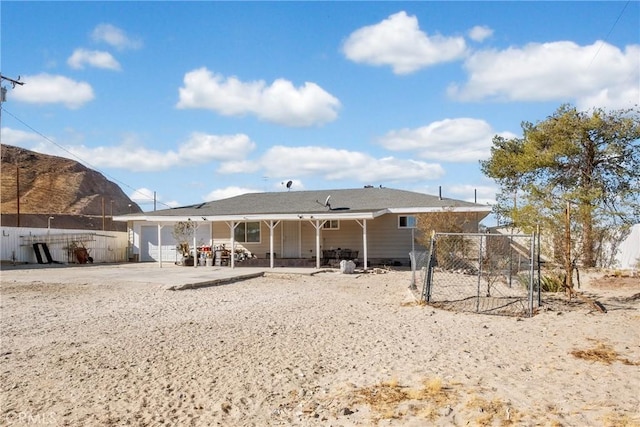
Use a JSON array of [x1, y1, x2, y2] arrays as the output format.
[[115, 187, 491, 269]]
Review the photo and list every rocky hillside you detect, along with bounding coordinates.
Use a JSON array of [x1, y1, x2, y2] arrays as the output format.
[[1, 144, 142, 226]]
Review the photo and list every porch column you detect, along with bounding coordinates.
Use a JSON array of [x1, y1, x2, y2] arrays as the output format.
[[315, 220, 321, 269], [193, 222, 198, 269], [263, 220, 280, 269], [230, 221, 235, 269], [356, 219, 368, 271], [158, 223, 163, 268], [308, 220, 326, 269]]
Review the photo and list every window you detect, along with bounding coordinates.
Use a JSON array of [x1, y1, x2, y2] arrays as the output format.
[[398, 215, 416, 229], [322, 220, 339, 230], [234, 222, 261, 243]]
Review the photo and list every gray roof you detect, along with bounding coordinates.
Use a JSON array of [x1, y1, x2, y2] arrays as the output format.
[[129, 187, 490, 220]]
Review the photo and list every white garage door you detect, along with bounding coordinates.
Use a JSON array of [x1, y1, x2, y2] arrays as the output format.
[[140, 224, 213, 262], [140, 225, 177, 262]]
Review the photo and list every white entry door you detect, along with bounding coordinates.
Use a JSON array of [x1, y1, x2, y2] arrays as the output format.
[[282, 221, 300, 258]]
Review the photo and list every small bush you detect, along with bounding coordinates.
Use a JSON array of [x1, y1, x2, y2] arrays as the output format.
[[517, 273, 565, 292], [540, 274, 565, 292]]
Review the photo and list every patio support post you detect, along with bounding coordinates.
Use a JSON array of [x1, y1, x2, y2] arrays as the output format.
[[307, 220, 326, 269], [363, 219, 368, 271], [158, 223, 163, 268], [315, 220, 321, 269], [355, 219, 368, 271], [193, 222, 198, 269], [230, 221, 235, 269], [271, 221, 275, 268], [263, 220, 280, 269], [270, 221, 275, 269]]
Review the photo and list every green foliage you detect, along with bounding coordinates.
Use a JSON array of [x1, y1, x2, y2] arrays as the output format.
[[539, 274, 565, 293], [517, 273, 564, 292], [481, 104, 640, 271]]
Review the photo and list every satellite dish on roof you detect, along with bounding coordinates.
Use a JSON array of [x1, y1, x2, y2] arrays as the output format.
[[286, 180, 293, 190], [324, 195, 331, 209]]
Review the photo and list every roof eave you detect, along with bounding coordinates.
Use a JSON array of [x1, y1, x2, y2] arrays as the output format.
[[115, 212, 378, 222], [386, 206, 492, 214]]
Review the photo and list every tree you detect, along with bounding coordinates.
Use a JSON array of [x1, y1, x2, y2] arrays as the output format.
[[416, 208, 472, 270], [172, 220, 195, 259], [481, 104, 640, 288]]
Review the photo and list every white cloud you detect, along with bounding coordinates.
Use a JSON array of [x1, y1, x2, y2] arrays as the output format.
[[11, 73, 94, 109], [203, 186, 262, 201], [446, 184, 497, 205], [378, 118, 515, 162], [0, 127, 43, 146], [448, 41, 640, 110], [26, 132, 256, 172], [129, 188, 179, 208], [91, 23, 142, 50], [217, 160, 260, 174], [468, 25, 493, 42], [342, 11, 467, 74], [129, 187, 157, 205], [178, 132, 256, 162], [176, 68, 341, 127], [67, 48, 121, 70], [260, 146, 444, 182]]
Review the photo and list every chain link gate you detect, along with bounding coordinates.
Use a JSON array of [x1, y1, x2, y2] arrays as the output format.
[[420, 232, 540, 317]]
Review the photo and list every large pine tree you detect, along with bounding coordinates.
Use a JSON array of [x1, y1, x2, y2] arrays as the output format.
[[481, 104, 640, 281]]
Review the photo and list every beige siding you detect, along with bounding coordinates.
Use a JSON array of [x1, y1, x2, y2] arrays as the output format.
[[211, 221, 283, 259], [204, 214, 465, 263], [319, 220, 363, 254], [366, 215, 427, 259], [319, 215, 427, 262]]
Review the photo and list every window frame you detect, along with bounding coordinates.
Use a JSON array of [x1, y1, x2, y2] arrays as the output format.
[[398, 215, 417, 229], [234, 221, 261, 243], [322, 219, 340, 230]]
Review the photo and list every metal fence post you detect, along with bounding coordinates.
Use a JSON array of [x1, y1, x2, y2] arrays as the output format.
[[528, 232, 536, 316], [421, 232, 436, 302], [537, 225, 542, 308], [476, 234, 484, 313]]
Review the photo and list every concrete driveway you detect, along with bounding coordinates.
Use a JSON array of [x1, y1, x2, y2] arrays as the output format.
[[0, 262, 325, 290]]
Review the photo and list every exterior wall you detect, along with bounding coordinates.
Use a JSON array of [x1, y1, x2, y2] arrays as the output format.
[[135, 222, 213, 262], [129, 213, 479, 266], [210, 221, 283, 259], [1, 226, 128, 264], [320, 220, 365, 255], [366, 215, 427, 264]]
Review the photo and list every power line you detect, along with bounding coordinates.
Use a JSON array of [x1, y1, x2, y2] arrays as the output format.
[[1, 107, 173, 210], [588, 0, 631, 68]]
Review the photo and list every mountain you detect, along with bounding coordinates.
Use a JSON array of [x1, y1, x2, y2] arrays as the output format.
[[1, 144, 142, 229]]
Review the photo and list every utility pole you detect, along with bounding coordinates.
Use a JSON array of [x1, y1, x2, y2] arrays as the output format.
[[1, 74, 25, 227], [16, 166, 20, 227], [1, 73, 25, 124]]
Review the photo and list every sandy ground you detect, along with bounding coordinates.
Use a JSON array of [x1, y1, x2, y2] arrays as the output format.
[[1, 269, 639, 426]]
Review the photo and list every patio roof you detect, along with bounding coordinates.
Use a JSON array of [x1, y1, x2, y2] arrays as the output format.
[[115, 187, 492, 222]]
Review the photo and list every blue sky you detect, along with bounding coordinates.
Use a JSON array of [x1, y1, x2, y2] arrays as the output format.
[[2, 1, 638, 219]]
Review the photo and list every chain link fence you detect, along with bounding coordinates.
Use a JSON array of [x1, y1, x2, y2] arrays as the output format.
[[414, 232, 540, 317]]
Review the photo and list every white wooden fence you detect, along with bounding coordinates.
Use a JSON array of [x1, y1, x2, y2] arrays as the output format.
[[1, 226, 129, 264]]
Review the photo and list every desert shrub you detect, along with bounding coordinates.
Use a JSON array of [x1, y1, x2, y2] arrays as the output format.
[[517, 273, 565, 292], [540, 274, 565, 292]]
